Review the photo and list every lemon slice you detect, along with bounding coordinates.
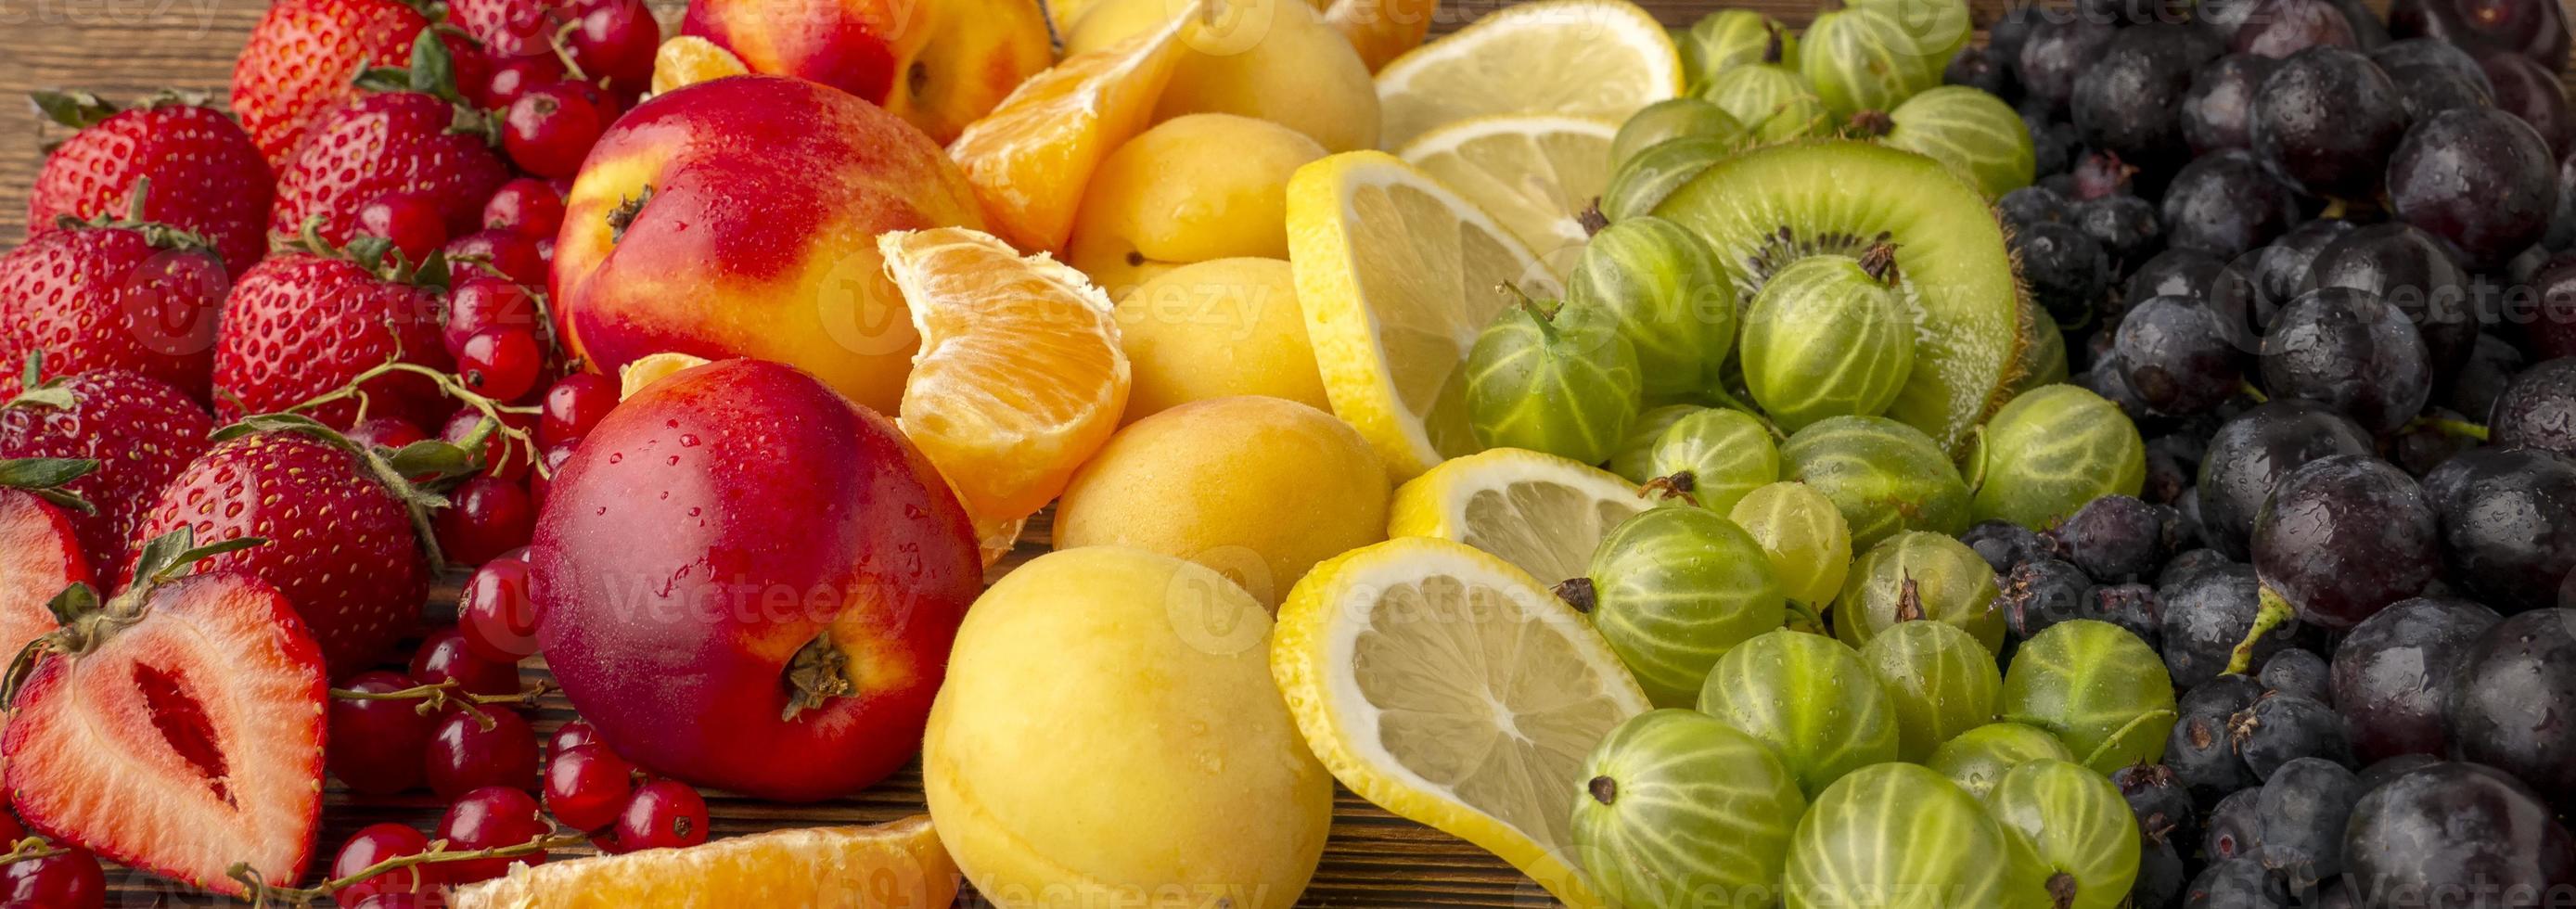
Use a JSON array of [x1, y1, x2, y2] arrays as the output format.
[[1286, 150, 1550, 480], [1389, 447, 1647, 585], [1274, 537, 1651, 908], [1397, 115, 1620, 268], [1374, 0, 1682, 149]]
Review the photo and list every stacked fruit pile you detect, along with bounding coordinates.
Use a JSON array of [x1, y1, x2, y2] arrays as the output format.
[[0, 0, 2570, 903]]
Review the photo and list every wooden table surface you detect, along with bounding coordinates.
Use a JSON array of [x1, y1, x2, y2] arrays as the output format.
[[0, 0, 2548, 904]]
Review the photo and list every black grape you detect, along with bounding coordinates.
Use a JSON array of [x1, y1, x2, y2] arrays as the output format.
[[2251, 454, 2442, 629], [2328, 595, 2501, 763]]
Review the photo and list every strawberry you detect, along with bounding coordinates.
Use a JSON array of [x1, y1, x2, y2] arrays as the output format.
[[26, 93, 275, 277], [0, 458, 98, 661], [130, 416, 438, 674], [3, 529, 326, 897], [0, 365, 214, 574], [0, 211, 230, 402], [230, 0, 481, 167], [269, 32, 510, 247], [211, 245, 452, 430]]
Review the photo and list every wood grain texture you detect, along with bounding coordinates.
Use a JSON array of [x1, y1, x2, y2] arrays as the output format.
[[0, 0, 2557, 904]]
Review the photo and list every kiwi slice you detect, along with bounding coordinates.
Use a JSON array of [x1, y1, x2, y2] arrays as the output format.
[[1652, 140, 2027, 457]]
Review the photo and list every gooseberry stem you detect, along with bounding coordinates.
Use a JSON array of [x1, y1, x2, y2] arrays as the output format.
[[1495, 282, 1562, 339], [2405, 416, 2489, 442], [2224, 586, 2297, 675]]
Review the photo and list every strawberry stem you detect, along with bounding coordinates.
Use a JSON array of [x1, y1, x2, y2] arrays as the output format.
[[327, 676, 555, 730], [229, 829, 591, 906]]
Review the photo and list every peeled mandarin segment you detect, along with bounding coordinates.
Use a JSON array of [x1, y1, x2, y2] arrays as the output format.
[[944, 0, 1201, 253], [1371, 0, 1682, 149], [448, 816, 957, 909], [616, 352, 714, 400], [649, 36, 750, 96], [1324, 0, 1439, 72], [882, 226, 1130, 531], [1284, 151, 1548, 480], [1271, 537, 1649, 909], [1395, 115, 1620, 268]]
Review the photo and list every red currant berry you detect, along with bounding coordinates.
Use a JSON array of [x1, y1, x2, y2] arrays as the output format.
[[504, 83, 608, 179], [483, 178, 566, 238], [327, 670, 438, 795], [543, 743, 638, 832], [444, 229, 549, 288], [567, 0, 660, 98], [412, 626, 521, 698], [458, 326, 544, 402], [442, 32, 495, 108], [345, 416, 429, 454], [332, 823, 438, 903], [608, 779, 709, 853], [425, 707, 541, 800], [458, 557, 541, 662], [0, 846, 103, 909], [530, 442, 576, 509], [356, 193, 447, 264], [484, 56, 567, 109], [443, 276, 539, 359], [547, 720, 600, 758], [538, 374, 618, 447], [436, 786, 552, 883], [0, 810, 22, 844], [436, 476, 537, 568], [442, 407, 542, 481]]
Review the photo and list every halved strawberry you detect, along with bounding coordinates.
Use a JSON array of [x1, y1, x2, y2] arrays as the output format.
[[3, 530, 327, 897], [0, 458, 96, 660]]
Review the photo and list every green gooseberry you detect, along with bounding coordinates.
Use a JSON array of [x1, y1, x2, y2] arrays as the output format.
[[1677, 9, 1800, 88], [2010, 293, 2070, 394], [1847, 0, 1974, 80], [1575, 506, 1786, 707], [1697, 629, 1898, 798], [1642, 408, 1779, 516], [1858, 619, 2001, 762], [1601, 135, 1733, 223], [1572, 709, 1806, 908], [1784, 762, 2045, 909], [1799, 6, 1941, 121], [1998, 620, 2179, 774], [1464, 288, 1641, 465], [1970, 384, 2146, 531], [1697, 61, 1828, 144], [1566, 216, 1737, 403], [1834, 530, 2004, 654], [1869, 85, 2036, 199], [1927, 722, 2075, 800], [1740, 250, 1916, 431], [1984, 759, 2144, 909], [1780, 415, 1972, 549], [1610, 98, 1745, 174], [1727, 480, 1852, 611], [1608, 403, 1705, 483]]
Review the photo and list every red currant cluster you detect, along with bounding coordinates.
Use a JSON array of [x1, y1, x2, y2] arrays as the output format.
[[0, 800, 107, 908]]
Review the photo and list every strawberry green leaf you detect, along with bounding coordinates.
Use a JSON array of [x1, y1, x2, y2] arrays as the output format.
[[29, 91, 117, 130], [42, 583, 99, 628], [408, 28, 457, 101]]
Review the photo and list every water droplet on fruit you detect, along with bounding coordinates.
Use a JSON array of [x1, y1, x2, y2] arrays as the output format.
[[678, 434, 698, 447]]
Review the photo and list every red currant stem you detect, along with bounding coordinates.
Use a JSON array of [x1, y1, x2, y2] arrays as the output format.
[[293, 360, 551, 480], [0, 837, 70, 866], [546, 19, 595, 83], [327, 677, 555, 730], [2405, 416, 2490, 442], [229, 829, 591, 906]]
